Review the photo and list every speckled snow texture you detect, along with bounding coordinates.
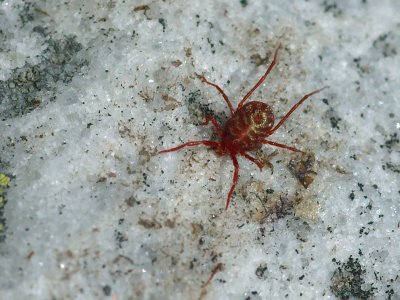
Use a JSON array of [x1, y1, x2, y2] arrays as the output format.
[[0, 0, 399, 299]]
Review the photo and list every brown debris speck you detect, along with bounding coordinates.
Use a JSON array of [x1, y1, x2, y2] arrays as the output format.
[[202, 262, 223, 288], [125, 196, 136, 207], [138, 218, 162, 229], [133, 5, 150, 12], [171, 60, 182, 67], [161, 94, 181, 111], [138, 89, 154, 103], [288, 153, 317, 188], [164, 217, 178, 228], [241, 181, 299, 223], [185, 47, 192, 57]]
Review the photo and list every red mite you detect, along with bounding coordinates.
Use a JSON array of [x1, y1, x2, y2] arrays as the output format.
[[159, 44, 327, 209]]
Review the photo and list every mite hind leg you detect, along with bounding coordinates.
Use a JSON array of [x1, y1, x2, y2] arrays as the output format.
[[225, 154, 239, 210], [159, 141, 220, 154]]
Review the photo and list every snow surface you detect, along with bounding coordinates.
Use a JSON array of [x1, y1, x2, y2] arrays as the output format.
[[0, 0, 399, 299]]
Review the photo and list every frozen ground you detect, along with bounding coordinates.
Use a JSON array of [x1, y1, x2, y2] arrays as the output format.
[[0, 0, 399, 299]]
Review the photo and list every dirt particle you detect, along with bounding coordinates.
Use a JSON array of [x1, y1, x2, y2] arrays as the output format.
[[138, 218, 162, 229], [330, 256, 375, 299], [255, 263, 268, 279], [287, 153, 317, 188]]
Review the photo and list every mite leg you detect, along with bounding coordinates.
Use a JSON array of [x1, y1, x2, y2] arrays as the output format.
[[204, 115, 224, 137], [158, 140, 220, 154], [261, 139, 304, 153], [267, 86, 328, 136], [225, 154, 239, 210], [237, 43, 281, 110], [199, 75, 235, 116], [240, 151, 263, 171]]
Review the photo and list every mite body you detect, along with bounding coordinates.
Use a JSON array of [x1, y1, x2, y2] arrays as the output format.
[[159, 44, 327, 209], [222, 101, 275, 153]]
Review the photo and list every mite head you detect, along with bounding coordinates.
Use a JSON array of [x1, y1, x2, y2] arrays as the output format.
[[242, 102, 275, 133]]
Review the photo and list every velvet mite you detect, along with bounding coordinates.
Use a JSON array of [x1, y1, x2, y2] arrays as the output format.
[[159, 44, 327, 209]]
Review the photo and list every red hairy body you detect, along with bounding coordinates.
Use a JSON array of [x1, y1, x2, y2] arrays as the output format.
[[159, 44, 327, 209], [222, 102, 274, 153]]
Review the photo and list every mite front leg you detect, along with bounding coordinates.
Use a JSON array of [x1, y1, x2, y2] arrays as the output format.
[[199, 75, 235, 116], [267, 86, 329, 136], [261, 139, 304, 153], [237, 43, 281, 110], [204, 115, 224, 138]]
